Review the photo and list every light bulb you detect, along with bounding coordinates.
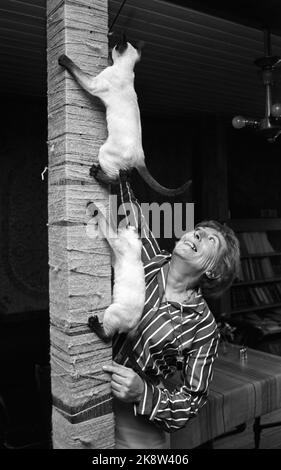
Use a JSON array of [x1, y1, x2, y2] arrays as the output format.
[[232, 116, 246, 129], [271, 103, 281, 117]]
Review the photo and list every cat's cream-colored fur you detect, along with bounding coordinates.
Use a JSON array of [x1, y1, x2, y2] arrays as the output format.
[[103, 225, 145, 337], [58, 42, 191, 196], [90, 203, 145, 338]]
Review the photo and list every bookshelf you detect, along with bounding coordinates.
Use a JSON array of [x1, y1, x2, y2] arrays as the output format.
[[224, 219, 281, 345], [228, 219, 281, 313]]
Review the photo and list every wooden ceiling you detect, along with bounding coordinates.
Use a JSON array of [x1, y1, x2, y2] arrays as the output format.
[[170, 0, 281, 37], [0, 0, 46, 97], [1, 0, 281, 119]]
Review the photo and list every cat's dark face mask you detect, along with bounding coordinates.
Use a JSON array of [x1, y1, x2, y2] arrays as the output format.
[[115, 33, 128, 54]]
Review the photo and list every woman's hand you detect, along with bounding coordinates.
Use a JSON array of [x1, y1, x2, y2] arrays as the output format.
[[103, 361, 144, 403]]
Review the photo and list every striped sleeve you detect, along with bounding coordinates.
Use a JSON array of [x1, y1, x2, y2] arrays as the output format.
[[134, 325, 219, 433], [116, 177, 161, 263]]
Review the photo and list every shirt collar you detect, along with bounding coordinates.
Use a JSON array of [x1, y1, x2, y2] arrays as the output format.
[[156, 254, 206, 316]]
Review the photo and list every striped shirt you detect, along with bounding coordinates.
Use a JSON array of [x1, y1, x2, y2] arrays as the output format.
[[112, 179, 219, 433]]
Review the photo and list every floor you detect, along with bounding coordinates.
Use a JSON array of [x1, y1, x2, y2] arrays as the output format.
[[211, 408, 281, 449]]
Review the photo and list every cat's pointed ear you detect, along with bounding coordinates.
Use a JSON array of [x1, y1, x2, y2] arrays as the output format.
[[122, 31, 127, 46], [136, 40, 145, 58]]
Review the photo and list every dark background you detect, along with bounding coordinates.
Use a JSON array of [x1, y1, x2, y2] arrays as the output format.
[[1, 0, 281, 448]]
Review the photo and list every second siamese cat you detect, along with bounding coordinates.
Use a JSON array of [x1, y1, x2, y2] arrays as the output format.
[[87, 202, 145, 342]]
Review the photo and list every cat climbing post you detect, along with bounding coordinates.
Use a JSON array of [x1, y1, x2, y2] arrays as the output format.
[[47, 0, 114, 449]]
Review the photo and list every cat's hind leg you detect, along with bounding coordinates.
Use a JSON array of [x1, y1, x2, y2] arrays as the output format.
[[90, 163, 132, 185], [89, 164, 116, 185]]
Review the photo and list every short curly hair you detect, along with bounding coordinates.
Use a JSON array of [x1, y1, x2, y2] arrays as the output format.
[[196, 220, 240, 299]]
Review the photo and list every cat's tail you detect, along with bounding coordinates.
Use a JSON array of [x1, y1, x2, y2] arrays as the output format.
[[136, 163, 192, 197]]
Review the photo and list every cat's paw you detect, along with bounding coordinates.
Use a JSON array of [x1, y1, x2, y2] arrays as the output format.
[[88, 315, 111, 343], [90, 164, 116, 185], [88, 315, 100, 331]]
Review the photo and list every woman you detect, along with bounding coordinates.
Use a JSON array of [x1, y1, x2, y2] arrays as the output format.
[[96, 170, 240, 449]]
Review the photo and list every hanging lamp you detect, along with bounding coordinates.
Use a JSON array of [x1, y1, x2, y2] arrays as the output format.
[[232, 29, 281, 143]]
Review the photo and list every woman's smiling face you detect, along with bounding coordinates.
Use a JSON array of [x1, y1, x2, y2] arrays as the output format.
[[173, 226, 227, 276]]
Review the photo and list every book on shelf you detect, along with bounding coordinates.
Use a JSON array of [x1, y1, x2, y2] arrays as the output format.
[[229, 225, 281, 316], [276, 284, 281, 296], [231, 288, 252, 309], [237, 231, 274, 255], [238, 257, 275, 281], [237, 258, 275, 281], [248, 287, 261, 306], [260, 258, 275, 277], [231, 283, 281, 310]]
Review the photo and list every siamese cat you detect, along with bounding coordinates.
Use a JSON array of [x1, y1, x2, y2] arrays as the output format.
[[58, 36, 191, 196], [87, 203, 145, 342]]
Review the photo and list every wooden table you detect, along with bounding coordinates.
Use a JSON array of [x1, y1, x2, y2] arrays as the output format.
[[170, 345, 281, 449]]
